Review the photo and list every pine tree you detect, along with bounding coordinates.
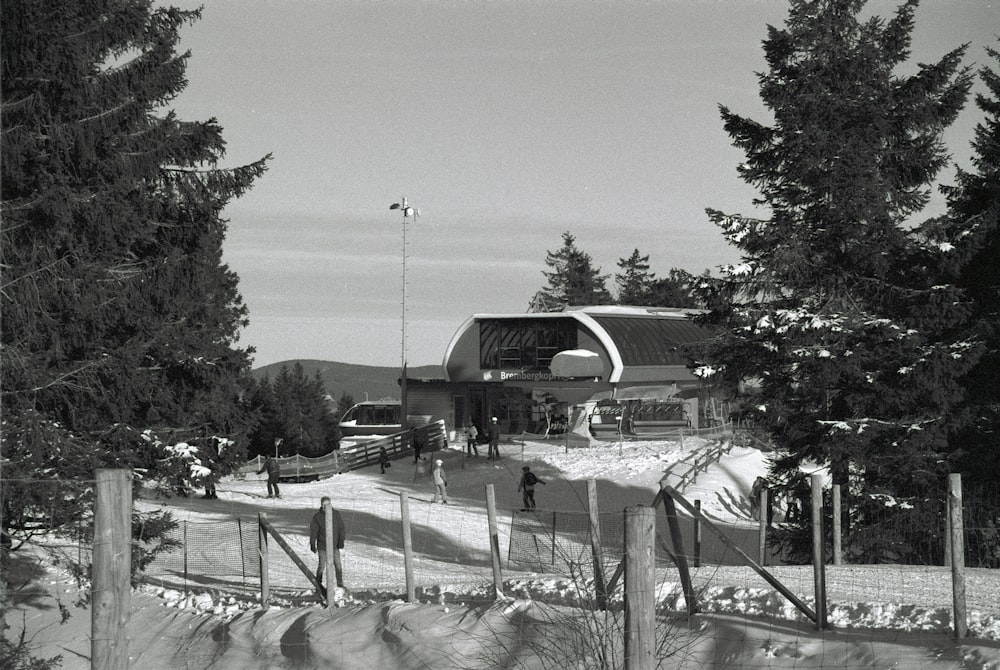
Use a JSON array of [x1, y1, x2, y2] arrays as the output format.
[[1, 1, 270, 544], [937, 39, 1000, 482], [246, 375, 281, 458], [615, 250, 704, 308], [529, 232, 612, 312], [694, 0, 976, 561], [645, 270, 704, 309], [336, 392, 356, 420], [257, 364, 340, 458], [615, 249, 656, 305]]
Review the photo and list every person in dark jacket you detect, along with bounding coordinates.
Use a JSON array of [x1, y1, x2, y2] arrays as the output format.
[[309, 496, 346, 591], [379, 446, 391, 474], [257, 456, 280, 498], [487, 416, 500, 461], [517, 465, 546, 510]]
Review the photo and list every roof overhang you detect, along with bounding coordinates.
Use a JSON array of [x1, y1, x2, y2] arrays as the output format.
[[549, 349, 603, 378]]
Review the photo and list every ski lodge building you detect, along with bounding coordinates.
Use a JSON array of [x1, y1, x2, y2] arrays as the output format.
[[405, 306, 718, 440]]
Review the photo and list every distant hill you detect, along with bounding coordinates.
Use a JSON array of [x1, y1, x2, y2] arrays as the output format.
[[251, 360, 443, 405]]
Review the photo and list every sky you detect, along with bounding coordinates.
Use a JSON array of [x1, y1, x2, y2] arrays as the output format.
[[164, 0, 1000, 369]]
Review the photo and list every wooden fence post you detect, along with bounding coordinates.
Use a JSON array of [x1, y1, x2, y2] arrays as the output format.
[[587, 479, 608, 610], [659, 483, 818, 624], [810, 474, 827, 630], [659, 483, 697, 614], [486, 484, 504, 599], [182, 520, 188, 591], [258, 515, 323, 594], [832, 484, 843, 566], [693, 499, 702, 568], [258, 513, 270, 608], [758, 488, 768, 567], [944, 498, 952, 568], [400, 491, 415, 602], [949, 473, 967, 638], [323, 500, 335, 610], [92, 469, 131, 670], [624, 505, 655, 670], [550, 511, 557, 565]]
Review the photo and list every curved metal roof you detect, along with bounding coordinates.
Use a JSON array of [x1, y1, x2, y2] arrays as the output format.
[[443, 306, 711, 383], [589, 315, 710, 366]]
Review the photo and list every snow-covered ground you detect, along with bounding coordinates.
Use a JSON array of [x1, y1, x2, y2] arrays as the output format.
[[7, 435, 1000, 669]]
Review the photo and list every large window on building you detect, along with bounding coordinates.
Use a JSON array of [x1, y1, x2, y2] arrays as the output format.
[[479, 318, 577, 370]]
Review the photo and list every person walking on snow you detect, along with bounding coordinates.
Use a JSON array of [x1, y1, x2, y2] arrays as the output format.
[[257, 455, 281, 498], [412, 435, 423, 463], [465, 422, 479, 457], [201, 463, 217, 499], [432, 459, 448, 504], [517, 465, 546, 510], [309, 496, 346, 594], [487, 416, 500, 461], [379, 446, 391, 474]]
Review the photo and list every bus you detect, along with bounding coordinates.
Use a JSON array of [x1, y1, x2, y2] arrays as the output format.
[[338, 401, 402, 437]]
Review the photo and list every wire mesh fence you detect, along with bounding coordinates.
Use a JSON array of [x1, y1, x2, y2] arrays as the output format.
[[5, 473, 1000, 669], [506, 489, 1000, 632], [8, 473, 993, 601], [139, 496, 518, 601], [2, 477, 95, 588], [143, 517, 261, 582], [770, 479, 1000, 569]]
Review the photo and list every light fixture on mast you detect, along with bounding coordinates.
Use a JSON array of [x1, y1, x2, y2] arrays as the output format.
[[389, 196, 419, 432]]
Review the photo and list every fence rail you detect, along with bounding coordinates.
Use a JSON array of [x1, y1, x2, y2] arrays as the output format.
[[238, 420, 448, 480], [7, 470, 1000, 668]]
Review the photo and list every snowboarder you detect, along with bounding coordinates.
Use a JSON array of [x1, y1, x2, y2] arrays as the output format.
[[517, 465, 546, 510], [309, 496, 346, 593], [432, 459, 448, 504], [257, 455, 281, 498]]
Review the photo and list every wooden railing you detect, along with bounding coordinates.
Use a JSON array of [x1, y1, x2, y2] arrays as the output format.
[[665, 438, 736, 490], [239, 420, 448, 480]]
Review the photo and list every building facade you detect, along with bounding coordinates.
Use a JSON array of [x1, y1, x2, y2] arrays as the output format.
[[407, 306, 717, 440]]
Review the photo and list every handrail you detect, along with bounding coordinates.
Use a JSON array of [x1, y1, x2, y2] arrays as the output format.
[[238, 420, 448, 479], [668, 439, 735, 490]]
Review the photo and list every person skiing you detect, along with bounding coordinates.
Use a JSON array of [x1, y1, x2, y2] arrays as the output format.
[[432, 459, 448, 504], [517, 465, 546, 510], [257, 455, 281, 498]]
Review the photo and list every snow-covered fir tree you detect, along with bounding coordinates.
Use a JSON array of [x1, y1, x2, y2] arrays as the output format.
[[935, 39, 1000, 484], [693, 0, 979, 560], [1, 1, 269, 545]]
